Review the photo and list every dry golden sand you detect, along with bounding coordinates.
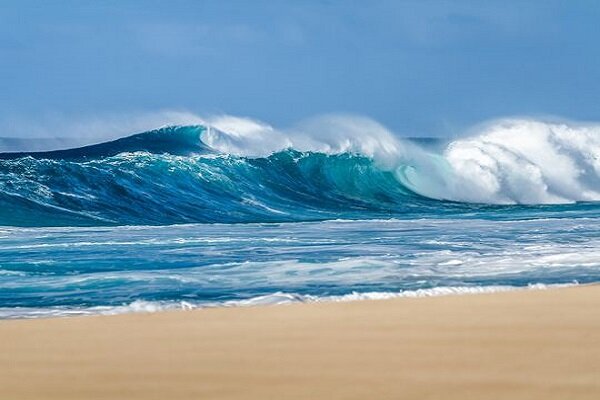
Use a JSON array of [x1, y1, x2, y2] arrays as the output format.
[[1, 285, 600, 400]]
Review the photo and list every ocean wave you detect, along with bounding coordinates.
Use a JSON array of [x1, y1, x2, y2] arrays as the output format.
[[0, 116, 599, 226]]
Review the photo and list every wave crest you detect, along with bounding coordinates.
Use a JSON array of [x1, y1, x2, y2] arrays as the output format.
[[0, 115, 599, 226]]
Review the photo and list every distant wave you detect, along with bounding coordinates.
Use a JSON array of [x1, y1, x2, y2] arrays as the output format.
[[0, 125, 211, 159], [0, 116, 599, 226]]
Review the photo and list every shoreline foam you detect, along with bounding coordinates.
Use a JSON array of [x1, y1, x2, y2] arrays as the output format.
[[0, 282, 579, 319]]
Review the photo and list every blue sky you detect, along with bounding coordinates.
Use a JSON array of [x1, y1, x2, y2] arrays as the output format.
[[1, 0, 600, 137]]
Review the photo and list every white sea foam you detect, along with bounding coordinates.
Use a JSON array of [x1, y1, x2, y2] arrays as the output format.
[[0, 283, 578, 319], [432, 119, 600, 204]]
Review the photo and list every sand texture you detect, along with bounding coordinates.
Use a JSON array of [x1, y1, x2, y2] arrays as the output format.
[[1, 285, 600, 399]]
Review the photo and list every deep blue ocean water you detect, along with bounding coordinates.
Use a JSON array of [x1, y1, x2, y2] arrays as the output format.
[[1, 120, 599, 318]]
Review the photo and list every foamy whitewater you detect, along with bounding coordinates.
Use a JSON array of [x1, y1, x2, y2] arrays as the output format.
[[0, 115, 599, 318]]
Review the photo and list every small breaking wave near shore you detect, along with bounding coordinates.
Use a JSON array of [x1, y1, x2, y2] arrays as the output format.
[[0, 114, 599, 227], [0, 283, 577, 319]]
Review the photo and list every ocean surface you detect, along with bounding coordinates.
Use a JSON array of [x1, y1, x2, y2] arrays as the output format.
[[0, 117, 599, 318]]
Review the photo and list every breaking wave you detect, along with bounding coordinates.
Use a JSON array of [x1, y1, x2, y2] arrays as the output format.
[[0, 116, 599, 226]]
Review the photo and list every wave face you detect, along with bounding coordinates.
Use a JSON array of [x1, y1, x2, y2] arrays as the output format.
[[0, 118, 599, 227]]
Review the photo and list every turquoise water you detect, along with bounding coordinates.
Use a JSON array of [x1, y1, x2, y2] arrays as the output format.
[[1, 121, 599, 318]]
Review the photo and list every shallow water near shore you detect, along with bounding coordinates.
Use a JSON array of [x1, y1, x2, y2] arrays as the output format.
[[1, 216, 598, 318]]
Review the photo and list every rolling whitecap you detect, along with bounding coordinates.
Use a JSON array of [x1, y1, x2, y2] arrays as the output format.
[[0, 118, 599, 227]]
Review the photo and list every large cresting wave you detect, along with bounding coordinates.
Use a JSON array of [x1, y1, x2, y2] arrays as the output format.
[[0, 115, 599, 226]]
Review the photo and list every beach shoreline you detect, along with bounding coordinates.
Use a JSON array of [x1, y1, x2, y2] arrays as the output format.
[[0, 283, 578, 319], [2, 284, 599, 399]]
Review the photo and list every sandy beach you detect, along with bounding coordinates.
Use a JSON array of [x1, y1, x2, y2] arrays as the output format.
[[1, 285, 599, 400]]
